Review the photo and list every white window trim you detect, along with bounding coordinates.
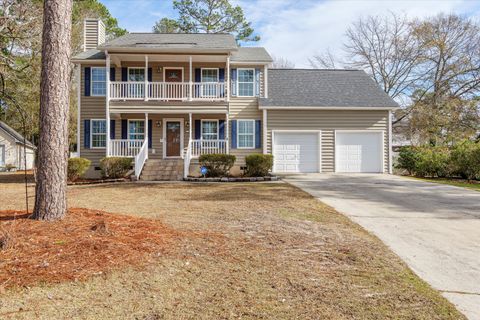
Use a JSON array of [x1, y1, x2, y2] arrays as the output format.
[[200, 68, 219, 82], [127, 67, 145, 82], [201, 119, 219, 140], [237, 68, 255, 97], [162, 67, 184, 82], [91, 67, 106, 97], [127, 119, 146, 141], [90, 119, 107, 149], [237, 119, 256, 149]]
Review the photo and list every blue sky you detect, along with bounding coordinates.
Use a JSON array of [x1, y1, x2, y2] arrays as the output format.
[[101, 0, 480, 67]]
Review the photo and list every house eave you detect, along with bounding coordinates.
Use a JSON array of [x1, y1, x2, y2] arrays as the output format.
[[258, 106, 400, 111]]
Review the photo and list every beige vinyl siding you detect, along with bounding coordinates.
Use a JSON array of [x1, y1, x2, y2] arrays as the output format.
[[229, 97, 262, 164], [266, 110, 390, 173]]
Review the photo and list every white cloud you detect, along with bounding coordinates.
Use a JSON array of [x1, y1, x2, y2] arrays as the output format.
[[239, 0, 480, 67]]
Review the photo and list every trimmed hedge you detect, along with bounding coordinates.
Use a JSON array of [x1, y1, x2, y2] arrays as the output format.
[[199, 154, 236, 177], [67, 157, 91, 182], [100, 157, 132, 179], [245, 154, 273, 177], [396, 141, 480, 179]]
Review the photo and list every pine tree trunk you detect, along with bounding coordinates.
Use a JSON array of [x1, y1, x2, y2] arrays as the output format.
[[32, 0, 73, 221]]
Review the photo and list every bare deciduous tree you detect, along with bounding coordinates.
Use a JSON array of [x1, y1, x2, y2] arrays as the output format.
[[309, 49, 341, 69], [271, 55, 295, 68], [32, 0, 73, 221]]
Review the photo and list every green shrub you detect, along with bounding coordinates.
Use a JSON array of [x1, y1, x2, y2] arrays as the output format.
[[5, 164, 16, 172], [395, 146, 419, 175], [245, 154, 273, 177], [450, 140, 480, 180], [199, 154, 236, 177], [67, 157, 91, 182], [100, 157, 132, 179], [414, 146, 450, 178]]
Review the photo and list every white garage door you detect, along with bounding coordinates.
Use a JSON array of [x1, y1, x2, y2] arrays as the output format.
[[336, 131, 383, 173], [273, 132, 320, 173]]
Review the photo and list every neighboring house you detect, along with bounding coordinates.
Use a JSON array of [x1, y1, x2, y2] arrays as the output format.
[[72, 19, 398, 180], [0, 121, 36, 171]]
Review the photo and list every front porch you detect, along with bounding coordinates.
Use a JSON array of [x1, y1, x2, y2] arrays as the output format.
[[105, 112, 229, 179]]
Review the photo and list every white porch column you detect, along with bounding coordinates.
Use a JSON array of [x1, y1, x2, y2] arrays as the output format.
[[189, 113, 192, 142], [263, 109, 268, 154], [226, 55, 230, 102], [264, 64, 268, 98], [188, 56, 193, 101], [226, 112, 229, 154], [145, 112, 149, 160], [144, 55, 149, 101], [105, 51, 111, 157], [388, 110, 393, 174]]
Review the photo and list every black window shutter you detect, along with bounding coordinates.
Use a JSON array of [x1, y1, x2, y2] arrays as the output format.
[[121, 68, 128, 81], [84, 67, 91, 96], [255, 120, 261, 149], [219, 120, 225, 139], [110, 120, 115, 139], [121, 120, 128, 139], [148, 119, 152, 148], [195, 120, 201, 139], [231, 120, 237, 148], [84, 119, 90, 148], [110, 67, 116, 81], [148, 68, 152, 82]]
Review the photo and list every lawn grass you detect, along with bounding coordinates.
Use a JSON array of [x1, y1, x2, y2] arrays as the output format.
[[0, 174, 465, 319], [409, 176, 480, 191]]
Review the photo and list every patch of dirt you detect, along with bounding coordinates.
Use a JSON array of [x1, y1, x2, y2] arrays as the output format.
[[0, 208, 183, 289]]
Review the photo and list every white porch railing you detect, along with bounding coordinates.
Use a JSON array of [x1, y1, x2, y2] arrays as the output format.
[[109, 139, 143, 157], [192, 82, 226, 100], [110, 81, 145, 99], [191, 139, 228, 157], [109, 82, 226, 101], [149, 82, 189, 100], [134, 140, 148, 179]]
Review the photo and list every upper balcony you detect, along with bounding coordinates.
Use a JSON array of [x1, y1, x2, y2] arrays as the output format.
[[110, 81, 227, 101]]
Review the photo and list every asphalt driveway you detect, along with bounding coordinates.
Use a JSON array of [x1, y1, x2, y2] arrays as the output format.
[[284, 173, 480, 320]]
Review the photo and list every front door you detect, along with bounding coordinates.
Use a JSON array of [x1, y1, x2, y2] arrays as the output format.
[[164, 68, 183, 82], [166, 121, 181, 157]]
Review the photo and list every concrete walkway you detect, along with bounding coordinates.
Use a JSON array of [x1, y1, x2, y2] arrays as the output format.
[[284, 173, 480, 320]]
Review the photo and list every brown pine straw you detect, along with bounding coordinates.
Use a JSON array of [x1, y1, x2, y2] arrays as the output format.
[[0, 208, 184, 289]]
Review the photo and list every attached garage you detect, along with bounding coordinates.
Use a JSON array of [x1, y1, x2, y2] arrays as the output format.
[[335, 131, 384, 173], [273, 131, 320, 173]]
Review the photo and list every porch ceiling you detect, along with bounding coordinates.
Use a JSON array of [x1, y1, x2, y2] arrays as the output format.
[[109, 53, 229, 64]]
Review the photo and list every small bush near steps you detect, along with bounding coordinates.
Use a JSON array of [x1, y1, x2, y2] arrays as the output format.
[[67, 158, 91, 182], [245, 154, 273, 177], [199, 154, 236, 177], [100, 157, 132, 179]]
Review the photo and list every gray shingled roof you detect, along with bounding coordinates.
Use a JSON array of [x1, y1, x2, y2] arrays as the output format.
[[72, 49, 105, 60], [0, 121, 36, 149], [100, 33, 238, 50], [231, 47, 272, 63], [259, 69, 399, 108]]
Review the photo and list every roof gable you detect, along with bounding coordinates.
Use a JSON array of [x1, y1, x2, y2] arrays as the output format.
[[0, 121, 36, 148]]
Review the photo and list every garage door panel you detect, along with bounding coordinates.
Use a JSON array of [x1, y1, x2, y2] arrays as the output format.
[[273, 132, 320, 173], [336, 132, 382, 173]]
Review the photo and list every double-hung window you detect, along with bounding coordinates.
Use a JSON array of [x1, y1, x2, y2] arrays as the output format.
[[237, 120, 255, 149], [201, 68, 219, 97], [91, 67, 106, 96], [237, 68, 255, 97], [201, 120, 218, 140], [128, 120, 145, 140], [91, 119, 107, 148], [128, 68, 145, 98]]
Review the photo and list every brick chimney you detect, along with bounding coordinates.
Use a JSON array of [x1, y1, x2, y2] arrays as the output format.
[[83, 19, 105, 51]]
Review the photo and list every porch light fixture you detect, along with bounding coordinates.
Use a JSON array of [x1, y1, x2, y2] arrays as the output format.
[[185, 121, 190, 128], [156, 66, 162, 73], [155, 121, 161, 127]]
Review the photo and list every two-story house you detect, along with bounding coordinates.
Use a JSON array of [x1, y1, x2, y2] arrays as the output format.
[[72, 19, 398, 180]]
